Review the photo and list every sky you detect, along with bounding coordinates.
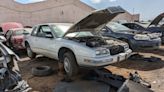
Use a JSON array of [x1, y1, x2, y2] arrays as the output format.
[[15, 0, 164, 21]]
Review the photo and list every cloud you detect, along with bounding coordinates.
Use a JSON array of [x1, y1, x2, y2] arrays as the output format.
[[15, 0, 46, 4], [90, 0, 102, 3], [90, 0, 117, 4], [109, 0, 117, 2], [29, 0, 45, 2]]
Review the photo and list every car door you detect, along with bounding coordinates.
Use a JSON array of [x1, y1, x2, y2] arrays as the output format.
[[35, 25, 56, 58], [29, 26, 40, 53], [5, 30, 13, 47]]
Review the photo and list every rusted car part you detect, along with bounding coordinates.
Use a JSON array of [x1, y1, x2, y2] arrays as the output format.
[[0, 37, 31, 92], [129, 54, 162, 62], [55, 68, 153, 92], [92, 69, 153, 92]]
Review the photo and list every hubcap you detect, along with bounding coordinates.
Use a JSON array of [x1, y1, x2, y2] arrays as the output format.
[[64, 57, 71, 73]]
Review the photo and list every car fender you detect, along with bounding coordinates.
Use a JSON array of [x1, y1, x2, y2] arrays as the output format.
[[56, 39, 95, 59]]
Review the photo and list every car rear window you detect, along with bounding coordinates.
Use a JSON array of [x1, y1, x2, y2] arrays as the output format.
[[13, 29, 29, 36]]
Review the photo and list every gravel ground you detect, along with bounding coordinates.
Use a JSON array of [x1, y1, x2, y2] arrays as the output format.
[[18, 46, 164, 92]]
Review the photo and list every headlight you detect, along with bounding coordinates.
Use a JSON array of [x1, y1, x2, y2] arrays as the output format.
[[123, 44, 129, 51], [152, 33, 162, 37], [133, 34, 150, 41], [95, 49, 110, 55]]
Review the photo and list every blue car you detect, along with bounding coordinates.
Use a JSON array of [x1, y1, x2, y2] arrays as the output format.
[[123, 13, 164, 43], [100, 22, 161, 51]]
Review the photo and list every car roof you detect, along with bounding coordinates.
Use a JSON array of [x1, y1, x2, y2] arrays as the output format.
[[1, 22, 23, 33], [35, 23, 73, 27], [9, 28, 25, 31]]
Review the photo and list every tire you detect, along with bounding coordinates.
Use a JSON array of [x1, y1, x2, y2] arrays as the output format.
[[31, 66, 53, 76], [63, 52, 79, 78], [26, 43, 36, 59]]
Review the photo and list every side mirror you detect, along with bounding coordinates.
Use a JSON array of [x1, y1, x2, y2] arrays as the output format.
[[102, 29, 109, 33], [45, 34, 53, 38]]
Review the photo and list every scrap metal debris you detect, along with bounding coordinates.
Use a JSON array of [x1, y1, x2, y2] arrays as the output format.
[[129, 53, 162, 62], [58, 68, 153, 92], [0, 36, 31, 92]]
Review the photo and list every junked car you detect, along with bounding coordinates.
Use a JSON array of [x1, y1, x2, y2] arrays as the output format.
[[123, 22, 147, 31], [123, 22, 162, 37], [24, 6, 132, 77], [0, 36, 31, 92], [100, 22, 161, 51], [1, 22, 23, 33], [4, 28, 32, 50], [146, 13, 164, 43], [123, 13, 164, 43]]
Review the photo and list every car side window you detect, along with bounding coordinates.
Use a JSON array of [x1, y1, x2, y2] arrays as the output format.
[[36, 25, 52, 38], [31, 26, 38, 36], [0, 27, 3, 32], [127, 24, 134, 29], [134, 24, 145, 30], [5, 30, 12, 39]]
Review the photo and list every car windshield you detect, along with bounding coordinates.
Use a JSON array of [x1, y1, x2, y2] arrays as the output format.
[[106, 22, 131, 32], [13, 29, 29, 36], [51, 24, 72, 38]]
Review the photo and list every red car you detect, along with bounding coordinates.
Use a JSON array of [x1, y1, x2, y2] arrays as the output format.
[[5, 28, 32, 50], [1, 22, 23, 33]]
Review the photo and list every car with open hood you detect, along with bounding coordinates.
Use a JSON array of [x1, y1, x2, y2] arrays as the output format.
[[123, 13, 164, 43], [24, 6, 132, 77], [100, 22, 161, 51], [122, 22, 148, 31], [146, 13, 164, 43]]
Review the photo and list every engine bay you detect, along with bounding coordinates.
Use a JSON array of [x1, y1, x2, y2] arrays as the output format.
[[67, 36, 124, 48]]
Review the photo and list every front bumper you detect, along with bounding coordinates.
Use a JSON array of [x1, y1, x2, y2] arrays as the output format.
[[79, 49, 132, 67], [130, 38, 161, 50]]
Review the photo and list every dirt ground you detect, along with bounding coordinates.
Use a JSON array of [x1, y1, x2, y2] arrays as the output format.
[[18, 46, 164, 92]]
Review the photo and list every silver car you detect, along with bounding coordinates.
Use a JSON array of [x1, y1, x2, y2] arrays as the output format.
[[24, 6, 132, 77]]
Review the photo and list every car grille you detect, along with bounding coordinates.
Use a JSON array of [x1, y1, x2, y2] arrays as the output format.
[[109, 45, 125, 55]]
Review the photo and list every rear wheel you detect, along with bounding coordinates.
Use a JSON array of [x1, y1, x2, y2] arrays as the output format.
[[63, 52, 79, 78], [26, 43, 36, 59]]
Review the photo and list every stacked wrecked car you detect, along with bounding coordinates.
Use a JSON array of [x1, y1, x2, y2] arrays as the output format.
[[0, 36, 31, 92]]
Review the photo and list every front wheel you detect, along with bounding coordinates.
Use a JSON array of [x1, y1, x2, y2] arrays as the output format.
[[63, 52, 79, 78], [26, 43, 36, 59]]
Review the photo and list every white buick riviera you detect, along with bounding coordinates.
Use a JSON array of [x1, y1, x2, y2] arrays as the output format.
[[24, 6, 132, 77]]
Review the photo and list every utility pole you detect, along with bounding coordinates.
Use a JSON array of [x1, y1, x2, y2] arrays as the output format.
[[132, 8, 135, 22]]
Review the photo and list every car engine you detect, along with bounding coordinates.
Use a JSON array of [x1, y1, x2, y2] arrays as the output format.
[[68, 36, 109, 47], [68, 36, 125, 55]]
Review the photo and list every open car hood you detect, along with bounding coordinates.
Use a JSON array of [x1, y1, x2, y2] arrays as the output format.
[[63, 6, 125, 36], [149, 13, 164, 26]]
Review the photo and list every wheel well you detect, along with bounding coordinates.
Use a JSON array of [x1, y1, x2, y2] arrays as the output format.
[[24, 41, 29, 47], [58, 47, 76, 62]]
